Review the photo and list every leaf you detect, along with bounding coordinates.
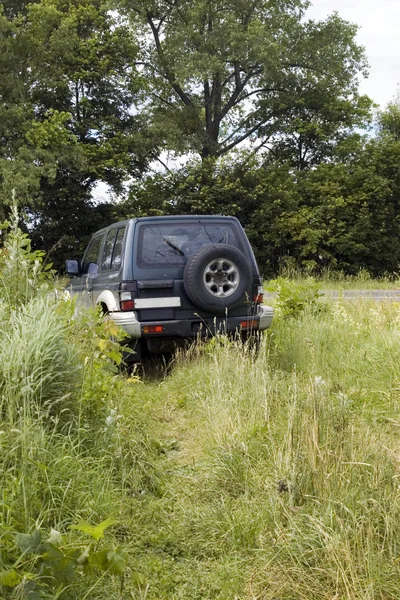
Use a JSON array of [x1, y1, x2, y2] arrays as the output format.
[[108, 350, 123, 365], [15, 530, 42, 555], [0, 569, 21, 587], [88, 549, 109, 571], [43, 543, 76, 584], [88, 546, 127, 575], [105, 320, 120, 337], [131, 571, 146, 588], [69, 518, 116, 541], [97, 339, 108, 352], [106, 548, 127, 575]]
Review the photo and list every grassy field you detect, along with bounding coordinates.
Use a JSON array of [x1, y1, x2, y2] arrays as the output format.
[[2, 218, 400, 598], [268, 267, 400, 290], [3, 289, 400, 599]]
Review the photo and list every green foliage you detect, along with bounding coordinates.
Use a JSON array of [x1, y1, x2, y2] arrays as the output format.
[[0, 521, 128, 598], [0, 201, 54, 308], [0, 295, 81, 423], [267, 277, 324, 318], [3, 197, 400, 599], [125, 121, 400, 277], [85, 300, 400, 598], [0, 0, 154, 267], [0, 210, 142, 599], [70, 518, 116, 542], [126, 0, 369, 160]]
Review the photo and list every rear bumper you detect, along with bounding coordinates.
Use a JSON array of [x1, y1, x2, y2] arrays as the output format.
[[111, 304, 273, 339], [112, 311, 142, 337], [258, 304, 274, 330]]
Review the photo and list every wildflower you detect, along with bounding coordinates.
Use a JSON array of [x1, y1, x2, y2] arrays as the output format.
[[314, 376, 326, 387], [47, 528, 62, 544], [105, 408, 122, 428]]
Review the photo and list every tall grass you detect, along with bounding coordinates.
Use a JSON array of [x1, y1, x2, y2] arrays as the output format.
[[2, 210, 400, 598], [112, 300, 400, 599], [0, 213, 140, 599], [274, 265, 400, 289]]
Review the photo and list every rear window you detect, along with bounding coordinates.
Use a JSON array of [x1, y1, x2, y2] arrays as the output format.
[[137, 222, 242, 268]]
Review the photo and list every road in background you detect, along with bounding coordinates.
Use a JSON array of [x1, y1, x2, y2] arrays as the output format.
[[264, 290, 400, 301]]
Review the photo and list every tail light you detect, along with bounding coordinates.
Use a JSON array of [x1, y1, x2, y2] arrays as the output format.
[[119, 282, 138, 311], [143, 325, 164, 334], [240, 319, 259, 329], [120, 291, 135, 311], [253, 285, 264, 304]]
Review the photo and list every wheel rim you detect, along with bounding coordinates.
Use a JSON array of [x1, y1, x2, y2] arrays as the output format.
[[203, 258, 240, 298]]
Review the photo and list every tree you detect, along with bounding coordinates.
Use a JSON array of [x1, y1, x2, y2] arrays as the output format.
[[124, 121, 400, 277], [123, 0, 370, 161], [377, 93, 400, 140], [124, 156, 299, 274], [0, 0, 157, 266], [263, 95, 372, 170]]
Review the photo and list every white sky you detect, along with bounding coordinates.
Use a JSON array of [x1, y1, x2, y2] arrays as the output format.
[[307, 0, 400, 107]]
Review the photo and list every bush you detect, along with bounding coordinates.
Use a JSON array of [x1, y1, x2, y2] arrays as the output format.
[[0, 202, 54, 309], [267, 276, 325, 318]]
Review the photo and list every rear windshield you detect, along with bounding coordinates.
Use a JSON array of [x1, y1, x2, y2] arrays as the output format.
[[137, 222, 243, 268]]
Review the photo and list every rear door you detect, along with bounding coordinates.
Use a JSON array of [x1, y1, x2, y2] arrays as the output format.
[[133, 220, 254, 322]]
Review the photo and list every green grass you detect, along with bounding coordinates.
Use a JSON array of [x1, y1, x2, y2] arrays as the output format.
[[115, 304, 400, 599], [268, 267, 400, 290], [3, 290, 400, 598]]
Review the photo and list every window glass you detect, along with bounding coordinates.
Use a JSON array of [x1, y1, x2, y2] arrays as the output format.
[[137, 223, 241, 268], [101, 230, 117, 270], [82, 235, 104, 274], [111, 227, 125, 270]]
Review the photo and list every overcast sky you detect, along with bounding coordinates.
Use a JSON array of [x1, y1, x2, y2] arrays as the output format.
[[307, 0, 400, 107]]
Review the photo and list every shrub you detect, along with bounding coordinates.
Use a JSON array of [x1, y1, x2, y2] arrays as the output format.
[[0, 202, 54, 308], [267, 276, 325, 318]]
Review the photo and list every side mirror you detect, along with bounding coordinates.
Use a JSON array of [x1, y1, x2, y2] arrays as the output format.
[[66, 259, 81, 276]]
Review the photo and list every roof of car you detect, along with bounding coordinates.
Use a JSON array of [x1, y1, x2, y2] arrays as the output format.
[[90, 215, 240, 237]]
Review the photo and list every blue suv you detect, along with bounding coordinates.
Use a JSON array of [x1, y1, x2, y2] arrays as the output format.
[[66, 215, 273, 360]]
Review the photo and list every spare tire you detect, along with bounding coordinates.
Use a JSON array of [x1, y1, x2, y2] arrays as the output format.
[[183, 244, 252, 314]]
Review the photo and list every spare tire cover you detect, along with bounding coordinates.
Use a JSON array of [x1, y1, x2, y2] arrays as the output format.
[[183, 243, 252, 314]]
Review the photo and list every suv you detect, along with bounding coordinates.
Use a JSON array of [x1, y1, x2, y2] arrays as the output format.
[[65, 215, 273, 361]]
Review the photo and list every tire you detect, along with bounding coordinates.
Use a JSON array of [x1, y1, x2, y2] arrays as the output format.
[[183, 244, 252, 314]]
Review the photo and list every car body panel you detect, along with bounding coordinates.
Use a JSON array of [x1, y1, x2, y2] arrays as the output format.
[[66, 215, 273, 354]]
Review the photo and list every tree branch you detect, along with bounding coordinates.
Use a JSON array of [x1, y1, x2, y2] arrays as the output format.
[[232, 86, 288, 105], [218, 113, 274, 155], [241, 135, 272, 164], [219, 66, 263, 121], [151, 93, 175, 108], [146, 13, 194, 107], [154, 156, 172, 173]]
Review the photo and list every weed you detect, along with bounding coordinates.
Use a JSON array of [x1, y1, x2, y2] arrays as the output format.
[[267, 276, 326, 317]]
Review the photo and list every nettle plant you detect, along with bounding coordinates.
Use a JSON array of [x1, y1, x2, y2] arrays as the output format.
[[267, 277, 325, 318], [0, 519, 134, 599], [0, 202, 54, 308]]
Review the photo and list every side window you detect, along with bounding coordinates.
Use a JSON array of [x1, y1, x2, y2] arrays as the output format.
[[111, 227, 125, 271], [82, 235, 104, 274], [101, 229, 117, 271]]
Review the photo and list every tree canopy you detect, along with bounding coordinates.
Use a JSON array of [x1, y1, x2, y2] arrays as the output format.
[[0, 0, 156, 263], [124, 0, 370, 160], [2, 0, 400, 276]]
